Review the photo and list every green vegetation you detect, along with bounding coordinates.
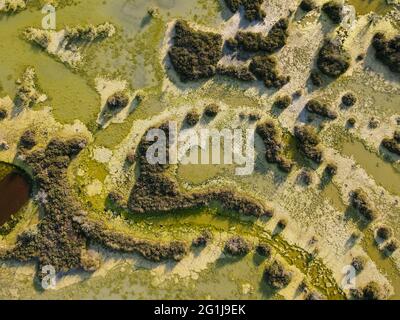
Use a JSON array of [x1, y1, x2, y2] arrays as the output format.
[[317, 40, 351, 78], [294, 125, 323, 164], [224, 236, 251, 256], [256, 120, 293, 172], [249, 55, 290, 88], [322, 1, 344, 24], [223, 0, 266, 22], [263, 260, 292, 290], [305, 99, 338, 120], [169, 20, 223, 81], [349, 189, 377, 222], [372, 33, 400, 73]]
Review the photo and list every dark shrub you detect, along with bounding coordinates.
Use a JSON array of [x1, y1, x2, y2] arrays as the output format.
[[0, 108, 7, 120], [19, 130, 36, 150], [294, 125, 323, 163], [256, 120, 293, 172], [249, 55, 289, 88], [322, 1, 343, 24], [305, 99, 337, 120], [126, 151, 136, 164], [350, 189, 377, 221], [106, 91, 129, 110], [384, 240, 398, 255], [362, 281, 382, 300], [317, 40, 351, 77], [204, 104, 219, 118], [342, 92, 357, 107], [277, 219, 288, 230], [376, 226, 392, 240], [351, 256, 366, 273], [224, 0, 266, 22], [325, 162, 337, 176], [185, 110, 200, 126], [300, 0, 317, 12], [192, 230, 212, 247], [372, 33, 400, 73], [298, 168, 313, 185], [169, 20, 223, 82], [369, 117, 380, 129], [217, 64, 256, 81], [224, 236, 251, 256], [382, 132, 400, 155], [273, 95, 292, 110], [263, 260, 292, 290], [234, 18, 289, 54], [347, 117, 356, 127], [310, 71, 323, 87], [256, 243, 271, 257]]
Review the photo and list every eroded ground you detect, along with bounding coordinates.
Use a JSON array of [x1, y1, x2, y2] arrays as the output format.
[[0, 0, 399, 300]]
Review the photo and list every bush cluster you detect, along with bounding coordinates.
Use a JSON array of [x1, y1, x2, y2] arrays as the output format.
[[256, 120, 293, 172], [294, 125, 323, 163], [169, 20, 223, 82], [372, 33, 400, 73]]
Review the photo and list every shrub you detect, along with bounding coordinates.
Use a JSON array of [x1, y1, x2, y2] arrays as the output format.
[[0, 108, 8, 120], [256, 120, 293, 172], [192, 230, 212, 247], [273, 95, 292, 110], [298, 168, 313, 185], [224, 0, 266, 22], [325, 162, 337, 176], [369, 117, 380, 129], [317, 40, 351, 77], [381, 132, 400, 155], [305, 292, 324, 300], [310, 71, 323, 87], [249, 55, 290, 88], [126, 151, 136, 164], [376, 226, 392, 240], [350, 189, 377, 221], [263, 260, 292, 290], [300, 0, 316, 12], [216, 64, 256, 81], [342, 92, 357, 107], [185, 110, 200, 126], [19, 130, 36, 150], [277, 219, 288, 230], [294, 125, 323, 163], [384, 240, 398, 255], [351, 256, 367, 273], [204, 104, 219, 118], [169, 20, 222, 82], [106, 91, 129, 110], [372, 33, 400, 73], [347, 117, 356, 127], [362, 281, 382, 300], [256, 243, 271, 257], [305, 99, 337, 120], [322, 1, 343, 24], [224, 236, 251, 256], [234, 19, 289, 53]]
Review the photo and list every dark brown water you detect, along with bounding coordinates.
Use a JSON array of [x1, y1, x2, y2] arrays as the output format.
[[0, 171, 30, 226]]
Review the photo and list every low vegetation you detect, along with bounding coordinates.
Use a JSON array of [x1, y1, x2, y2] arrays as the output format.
[[263, 260, 292, 290], [372, 33, 400, 73], [256, 120, 293, 172], [305, 99, 337, 120], [249, 55, 290, 88], [317, 40, 351, 78], [224, 236, 251, 256], [223, 0, 266, 22], [294, 125, 323, 163], [322, 1, 343, 24], [349, 189, 377, 221], [169, 20, 223, 82], [381, 131, 400, 155]]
